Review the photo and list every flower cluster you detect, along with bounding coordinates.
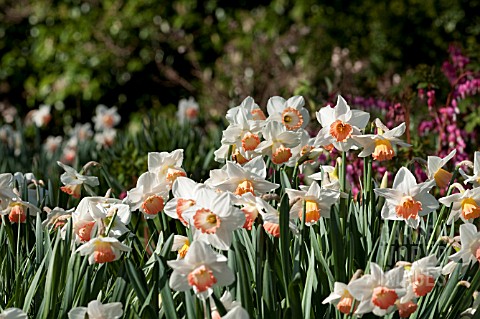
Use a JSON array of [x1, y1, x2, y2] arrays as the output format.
[[324, 256, 441, 318]]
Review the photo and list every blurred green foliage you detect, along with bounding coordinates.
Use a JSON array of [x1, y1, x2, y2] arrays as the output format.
[[0, 0, 479, 118]]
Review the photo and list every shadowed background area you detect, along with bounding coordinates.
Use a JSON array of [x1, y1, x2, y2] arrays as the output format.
[[1, 0, 479, 121]]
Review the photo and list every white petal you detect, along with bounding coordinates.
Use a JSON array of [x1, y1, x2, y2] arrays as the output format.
[[393, 167, 417, 194], [267, 96, 286, 116], [348, 109, 370, 130], [68, 307, 88, 319]]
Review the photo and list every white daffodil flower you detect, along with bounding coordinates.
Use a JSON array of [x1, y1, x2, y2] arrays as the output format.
[[216, 98, 267, 164], [210, 290, 242, 319], [460, 292, 480, 318], [226, 96, 266, 124], [171, 235, 190, 259], [285, 129, 319, 167], [401, 255, 441, 300], [352, 119, 410, 161], [1, 198, 40, 224], [322, 282, 357, 315], [220, 306, 250, 319], [31, 104, 52, 128], [255, 196, 298, 238], [44, 135, 63, 156], [427, 149, 456, 188], [183, 189, 245, 250], [234, 192, 276, 230], [209, 157, 279, 196], [316, 95, 370, 152], [0, 173, 17, 211], [286, 182, 340, 226], [94, 128, 117, 148], [177, 97, 199, 124], [374, 167, 438, 228], [72, 122, 93, 141], [204, 164, 230, 189], [439, 186, 480, 224], [308, 165, 340, 190], [256, 121, 301, 165], [42, 206, 74, 229], [76, 236, 131, 265], [0, 308, 27, 319], [266, 95, 310, 131], [69, 197, 128, 242], [148, 149, 187, 188], [93, 202, 131, 238], [349, 263, 405, 317], [395, 300, 418, 318], [68, 300, 123, 319], [164, 176, 203, 226], [222, 105, 264, 150], [124, 171, 169, 219], [57, 161, 99, 198], [92, 104, 121, 131], [448, 223, 480, 267], [460, 151, 480, 186], [167, 240, 235, 299]]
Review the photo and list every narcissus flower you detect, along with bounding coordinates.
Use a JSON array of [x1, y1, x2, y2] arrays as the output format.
[[448, 223, 480, 266], [70, 196, 130, 242], [266, 95, 310, 131], [68, 300, 123, 319], [177, 97, 199, 124], [308, 165, 340, 190], [349, 263, 405, 316], [222, 101, 264, 154], [396, 301, 418, 318], [94, 129, 117, 148], [57, 161, 99, 198], [218, 306, 250, 319], [44, 136, 63, 156], [322, 282, 357, 314], [286, 182, 340, 225], [374, 167, 438, 228], [76, 236, 131, 264], [226, 96, 266, 124], [30, 104, 52, 128], [210, 291, 244, 319], [183, 190, 245, 250], [124, 171, 169, 219], [352, 119, 410, 161], [1, 199, 40, 224], [92, 104, 120, 131], [171, 235, 190, 259], [234, 192, 276, 230], [316, 95, 370, 152], [0, 173, 17, 211], [148, 149, 187, 187], [256, 121, 301, 165], [0, 308, 27, 319], [42, 206, 74, 229], [164, 177, 202, 226], [208, 157, 279, 196], [427, 150, 456, 188], [460, 151, 480, 186], [439, 186, 480, 224], [402, 255, 440, 299], [257, 199, 298, 237], [167, 241, 235, 299]]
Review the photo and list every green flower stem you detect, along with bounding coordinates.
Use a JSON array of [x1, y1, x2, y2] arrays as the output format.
[[339, 151, 348, 235], [426, 168, 459, 252], [383, 221, 398, 268], [340, 151, 347, 193]]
